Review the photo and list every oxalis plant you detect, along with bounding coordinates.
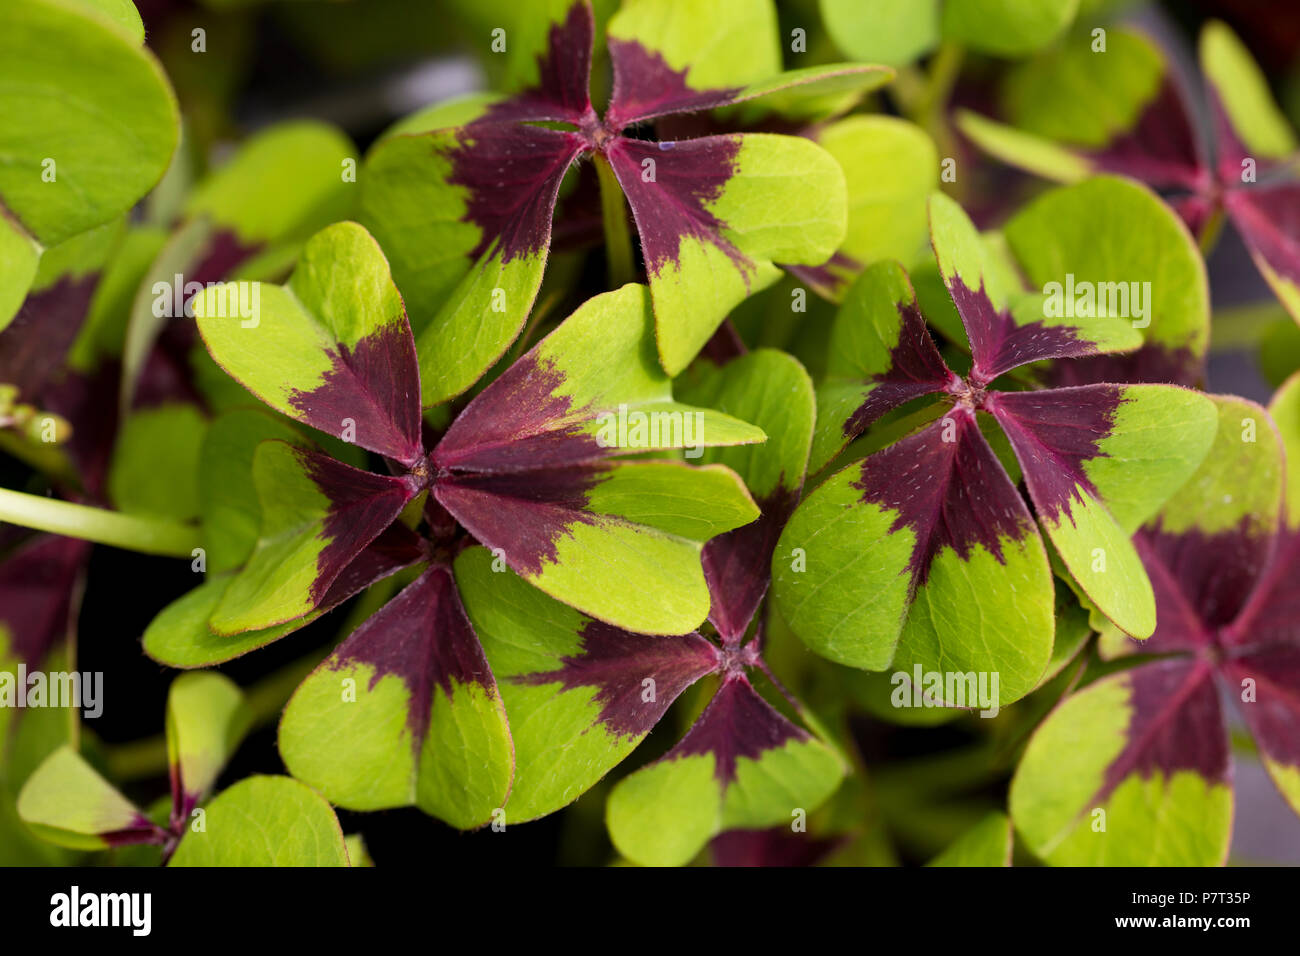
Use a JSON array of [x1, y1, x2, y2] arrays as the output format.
[[1, 0, 1300, 872]]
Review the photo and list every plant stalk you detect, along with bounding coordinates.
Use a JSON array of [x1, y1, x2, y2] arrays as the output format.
[[0, 488, 200, 557], [594, 153, 636, 288]]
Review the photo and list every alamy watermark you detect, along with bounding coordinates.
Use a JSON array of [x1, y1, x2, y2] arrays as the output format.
[[1042, 273, 1151, 329], [50, 886, 150, 936], [890, 664, 1000, 718], [153, 273, 260, 328], [0, 667, 102, 718], [595, 403, 705, 458]]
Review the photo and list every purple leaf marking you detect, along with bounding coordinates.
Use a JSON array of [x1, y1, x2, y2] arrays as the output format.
[[1045, 343, 1203, 389], [986, 384, 1125, 524], [674, 672, 807, 785], [1226, 183, 1300, 286], [316, 522, 427, 609], [431, 351, 605, 474], [853, 408, 1032, 587], [331, 563, 498, 741], [0, 534, 89, 666], [0, 275, 98, 399], [1084, 77, 1206, 192], [1093, 658, 1228, 806], [702, 486, 798, 644], [947, 276, 1099, 385], [286, 315, 424, 466], [1225, 530, 1300, 650], [606, 135, 752, 279], [447, 123, 586, 264], [711, 827, 845, 867], [844, 300, 954, 442], [1223, 645, 1300, 769], [514, 620, 719, 738], [295, 446, 417, 604], [482, 1, 594, 125], [432, 465, 604, 578], [41, 364, 119, 497], [604, 37, 742, 130], [1139, 519, 1276, 638]]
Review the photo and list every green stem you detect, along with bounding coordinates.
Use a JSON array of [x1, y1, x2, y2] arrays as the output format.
[[0, 488, 200, 557], [1198, 204, 1226, 258], [911, 42, 964, 196], [917, 42, 964, 127], [594, 153, 635, 288]]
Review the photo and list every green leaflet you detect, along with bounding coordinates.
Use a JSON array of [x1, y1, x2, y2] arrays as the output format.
[[17, 674, 258, 857], [582, 462, 760, 539], [119, 122, 357, 407], [278, 565, 513, 830], [208, 441, 410, 635], [280, 661, 512, 829], [143, 573, 337, 668], [70, 0, 143, 41], [455, 546, 714, 822], [345, 834, 374, 867], [888, 528, 1056, 707], [0, 215, 43, 332], [821, 0, 1077, 65], [0, 0, 178, 268], [357, 128, 568, 407], [809, 259, 933, 474], [1269, 373, 1300, 527], [1201, 20, 1297, 160], [954, 111, 1094, 185], [168, 776, 350, 867], [17, 746, 151, 851], [605, 677, 845, 867], [647, 134, 847, 375], [940, 0, 1079, 58], [376, 93, 505, 143], [1003, 176, 1210, 369], [199, 407, 311, 575], [499, 461, 758, 635], [1018, 384, 1216, 641], [926, 811, 1012, 866], [930, 190, 1143, 362], [815, 116, 938, 286], [107, 403, 207, 522], [429, 282, 763, 635], [1152, 394, 1283, 537], [607, 0, 783, 93], [1082, 385, 1223, 534], [442, 0, 618, 94], [183, 121, 357, 248], [532, 285, 766, 438], [1, 216, 123, 361], [1010, 668, 1232, 866], [771, 463, 912, 671], [772, 419, 1056, 705], [1001, 29, 1166, 148], [0, 637, 76, 865], [819, 0, 940, 67], [194, 221, 421, 462], [165, 672, 252, 803], [677, 349, 815, 499], [1035, 494, 1155, 639], [728, 64, 894, 122]]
